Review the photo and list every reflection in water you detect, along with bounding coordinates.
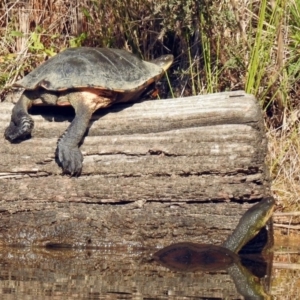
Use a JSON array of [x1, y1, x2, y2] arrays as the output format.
[[153, 241, 273, 300], [0, 247, 247, 299], [153, 198, 275, 299], [153, 242, 239, 272], [227, 260, 270, 300], [0, 198, 275, 298], [0, 240, 273, 299]]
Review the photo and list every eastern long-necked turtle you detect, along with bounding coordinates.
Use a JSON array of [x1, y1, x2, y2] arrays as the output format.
[[153, 197, 275, 272], [153, 197, 275, 299], [4, 47, 174, 175]]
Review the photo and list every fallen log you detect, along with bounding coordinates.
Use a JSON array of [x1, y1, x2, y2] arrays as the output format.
[[0, 90, 270, 248]]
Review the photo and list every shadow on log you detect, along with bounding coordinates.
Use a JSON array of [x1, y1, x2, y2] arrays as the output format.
[[0, 90, 270, 248]]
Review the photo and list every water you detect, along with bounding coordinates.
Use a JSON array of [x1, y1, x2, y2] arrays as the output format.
[[0, 220, 298, 299], [0, 242, 297, 299]]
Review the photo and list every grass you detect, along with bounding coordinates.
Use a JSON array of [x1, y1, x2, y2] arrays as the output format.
[[0, 0, 299, 211], [268, 125, 300, 211]]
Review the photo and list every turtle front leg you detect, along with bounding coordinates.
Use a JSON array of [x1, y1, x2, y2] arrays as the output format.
[[4, 90, 35, 141], [56, 91, 97, 176]]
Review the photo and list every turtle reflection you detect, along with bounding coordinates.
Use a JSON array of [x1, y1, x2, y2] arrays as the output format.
[[153, 197, 275, 299], [153, 242, 238, 272]]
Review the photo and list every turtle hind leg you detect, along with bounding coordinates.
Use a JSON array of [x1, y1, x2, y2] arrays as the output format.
[[4, 90, 35, 142]]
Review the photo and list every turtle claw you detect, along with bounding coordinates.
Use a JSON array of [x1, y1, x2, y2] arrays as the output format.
[[56, 144, 83, 176], [4, 116, 34, 142]]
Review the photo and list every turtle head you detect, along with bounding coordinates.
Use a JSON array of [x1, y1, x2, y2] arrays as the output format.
[[242, 197, 275, 231], [150, 54, 174, 72], [223, 197, 275, 253]]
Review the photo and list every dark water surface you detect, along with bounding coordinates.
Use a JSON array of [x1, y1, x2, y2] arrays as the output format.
[[0, 245, 287, 300]]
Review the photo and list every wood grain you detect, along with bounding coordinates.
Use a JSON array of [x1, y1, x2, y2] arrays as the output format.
[[0, 91, 271, 247]]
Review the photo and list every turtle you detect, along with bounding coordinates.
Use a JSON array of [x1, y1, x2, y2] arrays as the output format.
[[4, 47, 174, 175], [153, 196, 275, 272], [153, 197, 275, 299]]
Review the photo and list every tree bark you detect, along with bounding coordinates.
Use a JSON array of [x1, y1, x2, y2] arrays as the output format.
[[0, 90, 271, 247]]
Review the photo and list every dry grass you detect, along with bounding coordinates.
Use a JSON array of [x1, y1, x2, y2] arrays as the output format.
[[0, 0, 250, 94], [268, 117, 300, 211]]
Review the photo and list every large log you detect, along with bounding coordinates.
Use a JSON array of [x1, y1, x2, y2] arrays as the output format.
[[0, 90, 270, 248]]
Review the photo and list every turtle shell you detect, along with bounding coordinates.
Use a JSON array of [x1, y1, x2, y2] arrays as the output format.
[[153, 242, 239, 272], [14, 47, 171, 93]]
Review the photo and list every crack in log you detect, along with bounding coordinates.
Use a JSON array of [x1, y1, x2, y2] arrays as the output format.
[[0, 169, 264, 180], [0, 171, 50, 179], [229, 94, 246, 98], [64, 198, 264, 206], [85, 151, 179, 157], [36, 159, 54, 165], [147, 150, 174, 156]]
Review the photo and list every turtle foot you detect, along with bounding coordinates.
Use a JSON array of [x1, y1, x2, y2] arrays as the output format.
[[56, 143, 83, 176], [4, 115, 34, 142]]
